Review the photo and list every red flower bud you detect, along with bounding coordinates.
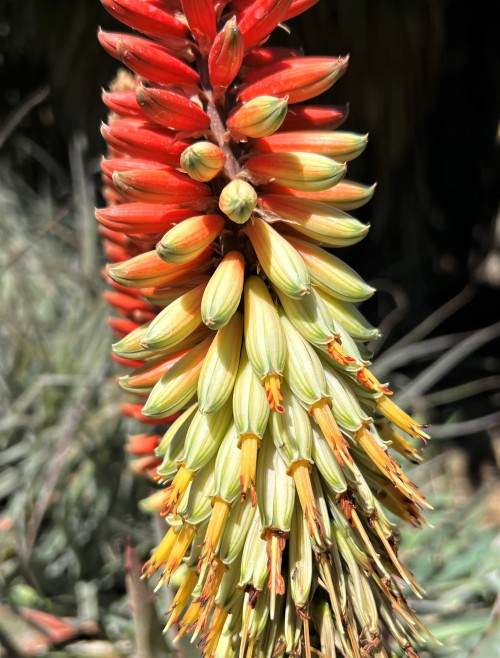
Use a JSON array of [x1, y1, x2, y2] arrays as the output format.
[[283, 0, 320, 20], [208, 17, 245, 92], [136, 86, 210, 132], [112, 168, 212, 204], [238, 56, 348, 104], [98, 30, 199, 86], [102, 90, 147, 119], [237, 0, 293, 50], [180, 0, 217, 52], [100, 119, 191, 164], [280, 104, 349, 131], [243, 46, 301, 68], [100, 0, 189, 40]]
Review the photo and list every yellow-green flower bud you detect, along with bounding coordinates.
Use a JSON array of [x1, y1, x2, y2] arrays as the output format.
[[256, 432, 295, 535], [285, 235, 375, 303], [180, 398, 233, 472], [156, 403, 198, 480], [315, 286, 380, 341], [322, 364, 370, 432], [243, 276, 286, 413], [269, 384, 312, 469], [289, 502, 313, 610], [275, 286, 339, 353], [310, 426, 347, 495], [213, 424, 242, 505], [178, 461, 216, 526], [233, 346, 270, 441], [180, 141, 226, 182], [142, 335, 213, 418], [239, 512, 268, 591], [201, 250, 245, 329], [142, 282, 207, 352], [226, 95, 288, 141], [197, 311, 243, 413], [246, 217, 311, 298], [219, 497, 257, 566], [219, 179, 257, 224]]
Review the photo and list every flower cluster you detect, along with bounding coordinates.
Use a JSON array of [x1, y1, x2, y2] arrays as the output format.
[[97, 1, 434, 657]]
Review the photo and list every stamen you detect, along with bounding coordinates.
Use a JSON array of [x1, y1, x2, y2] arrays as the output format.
[[267, 532, 286, 620], [263, 373, 285, 413], [239, 434, 260, 506], [160, 465, 195, 518], [199, 498, 231, 569], [164, 567, 198, 633], [310, 398, 352, 468], [375, 396, 430, 442], [289, 460, 325, 547]]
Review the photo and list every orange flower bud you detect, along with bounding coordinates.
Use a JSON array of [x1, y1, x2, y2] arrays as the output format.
[[108, 247, 213, 289], [253, 130, 368, 162], [136, 86, 210, 132], [156, 214, 225, 264], [180, 142, 227, 182], [97, 31, 199, 86], [238, 56, 349, 104], [219, 180, 258, 224], [95, 204, 198, 234], [263, 179, 377, 211], [112, 169, 211, 204], [226, 96, 288, 140], [208, 17, 245, 92], [245, 152, 346, 191]]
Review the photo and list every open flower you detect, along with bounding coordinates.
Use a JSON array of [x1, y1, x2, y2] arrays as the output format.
[[98, 2, 433, 657]]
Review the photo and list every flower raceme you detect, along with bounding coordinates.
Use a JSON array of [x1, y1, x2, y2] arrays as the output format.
[[97, 1, 434, 657]]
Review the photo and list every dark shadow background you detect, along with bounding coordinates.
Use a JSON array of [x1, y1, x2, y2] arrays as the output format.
[[1, 0, 499, 476]]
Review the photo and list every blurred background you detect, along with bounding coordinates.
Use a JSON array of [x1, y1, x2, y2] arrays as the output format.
[[0, 1, 499, 656]]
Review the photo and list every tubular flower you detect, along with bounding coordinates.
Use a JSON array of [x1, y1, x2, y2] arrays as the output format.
[[98, 3, 434, 657]]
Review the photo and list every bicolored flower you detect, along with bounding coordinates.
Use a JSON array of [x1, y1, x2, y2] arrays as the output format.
[[98, 3, 434, 657]]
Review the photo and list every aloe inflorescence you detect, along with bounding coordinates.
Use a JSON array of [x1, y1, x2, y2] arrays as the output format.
[[97, 1, 435, 656]]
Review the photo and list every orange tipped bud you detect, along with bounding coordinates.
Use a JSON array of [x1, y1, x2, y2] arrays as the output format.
[[253, 130, 368, 162], [95, 204, 198, 235], [136, 86, 210, 132], [238, 56, 348, 104], [100, 119, 191, 164], [264, 179, 377, 211], [219, 179, 258, 224], [156, 214, 225, 264], [120, 349, 190, 395], [102, 89, 146, 119], [100, 0, 189, 40], [245, 152, 346, 192], [280, 104, 349, 131], [120, 402, 179, 425], [100, 157, 171, 182], [208, 17, 245, 92], [112, 169, 211, 204], [181, 0, 217, 52], [180, 142, 227, 182], [227, 96, 288, 140], [237, 0, 293, 50], [108, 247, 213, 289], [97, 31, 199, 86]]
